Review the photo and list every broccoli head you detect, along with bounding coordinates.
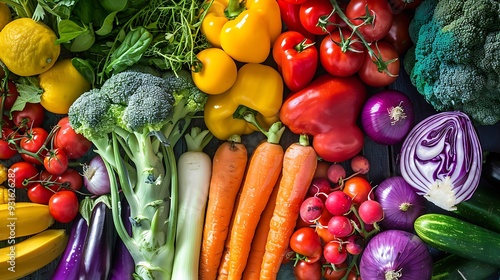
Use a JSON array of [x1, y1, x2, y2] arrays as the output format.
[[405, 0, 500, 125]]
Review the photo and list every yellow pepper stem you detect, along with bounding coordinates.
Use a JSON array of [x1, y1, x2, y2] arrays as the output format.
[[225, 0, 246, 19]]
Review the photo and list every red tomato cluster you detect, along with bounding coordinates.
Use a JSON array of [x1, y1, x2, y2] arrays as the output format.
[[275, 0, 416, 92], [287, 155, 385, 280], [1, 82, 92, 223]]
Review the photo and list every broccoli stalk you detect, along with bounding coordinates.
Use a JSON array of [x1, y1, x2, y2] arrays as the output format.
[[68, 68, 208, 279]]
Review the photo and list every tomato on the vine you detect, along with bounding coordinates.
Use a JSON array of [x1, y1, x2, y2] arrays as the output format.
[[8, 161, 39, 188], [293, 259, 322, 280], [27, 183, 57, 205], [343, 176, 373, 204], [323, 261, 348, 280], [12, 102, 45, 131], [289, 227, 323, 262], [0, 80, 19, 110], [388, 0, 422, 13], [299, 0, 338, 35], [20, 127, 49, 165], [0, 127, 18, 159], [358, 41, 400, 87], [55, 168, 83, 191], [346, 0, 393, 42], [320, 29, 365, 77], [383, 12, 412, 55], [44, 148, 69, 175], [53, 116, 91, 159], [48, 190, 79, 223]]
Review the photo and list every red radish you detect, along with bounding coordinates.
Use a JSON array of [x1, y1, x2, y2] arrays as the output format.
[[327, 163, 346, 185], [358, 200, 384, 224], [345, 234, 364, 255], [306, 177, 332, 198], [350, 155, 370, 175], [300, 196, 325, 223], [325, 190, 352, 216], [323, 241, 348, 265], [327, 215, 353, 237]]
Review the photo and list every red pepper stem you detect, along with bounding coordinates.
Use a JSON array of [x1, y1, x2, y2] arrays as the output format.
[[294, 39, 316, 53], [225, 0, 246, 19]]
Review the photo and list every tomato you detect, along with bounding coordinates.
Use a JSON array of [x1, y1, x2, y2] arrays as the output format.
[[388, 0, 422, 13], [0, 80, 19, 110], [19, 127, 49, 165], [358, 41, 400, 87], [289, 227, 323, 261], [346, 0, 393, 42], [383, 12, 412, 55], [281, 246, 296, 265], [27, 183, 56, 205], [277, 0, 316, 40], [8, 161, 39, 188], [299, 0, 338, 35], [319, 29, 365, 77], [53, 116, 92, 159], [323, 240, 348, 265], [313, 160, 330, 178], [55, 168, 83, 191], [48, 190, 79, 223], [0, 127, 18, 159], [11, 102, 45, 131], [43, 148, 69, 175], [342, 176, 373, 205], [323, 261, 348, 280], [293, 260, 322, 280]]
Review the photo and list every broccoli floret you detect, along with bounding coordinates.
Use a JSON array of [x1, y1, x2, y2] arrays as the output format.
[[405, 0, 500, 125]]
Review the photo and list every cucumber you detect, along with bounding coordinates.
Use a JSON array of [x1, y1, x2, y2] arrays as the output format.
[[432, 254, 499, 280], [453, 184, 500, 233], [414, 213, 500, 266]]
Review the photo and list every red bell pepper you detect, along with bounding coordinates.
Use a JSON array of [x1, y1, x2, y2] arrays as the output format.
[[277, 0, 315, 40], [273, 31, 318, 92], [279, 74, 367, 162]]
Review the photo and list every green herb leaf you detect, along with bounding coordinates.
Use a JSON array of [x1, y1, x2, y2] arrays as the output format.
[[95, 11, 118, 36], [79, 196, 94, 225], [56, 19, 89, 44], [10, 77, 43, 115], [72, 58, 96, 87]]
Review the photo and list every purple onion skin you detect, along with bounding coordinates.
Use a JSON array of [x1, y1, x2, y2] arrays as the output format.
[[375, 176, 426, 232], [83, 155, 111, 195], [360, 230, 433, 280], [361, 89, 414, 145]]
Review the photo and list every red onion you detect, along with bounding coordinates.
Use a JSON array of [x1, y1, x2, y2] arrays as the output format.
[[360, 229, 432, 280], [374, 176, 426, 232], [83, 155, 111, 195], [361, 89, 414, 145], [399, 111, 482, 211]]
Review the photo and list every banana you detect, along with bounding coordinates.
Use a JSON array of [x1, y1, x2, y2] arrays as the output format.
[[0, 202, 55, 241], [0, 229, 68, 280]]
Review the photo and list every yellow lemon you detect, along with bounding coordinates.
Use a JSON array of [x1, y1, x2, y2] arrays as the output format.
[[0, 3, 12, 31], [39, 59, 91, 114], [0, 18, 60, 77], [192, 48, 237, 95]]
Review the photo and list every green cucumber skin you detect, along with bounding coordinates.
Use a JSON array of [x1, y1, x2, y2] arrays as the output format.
[[414, 214, 500, 266], [454, 185, 500, 233], [432, 254, 499, 280]]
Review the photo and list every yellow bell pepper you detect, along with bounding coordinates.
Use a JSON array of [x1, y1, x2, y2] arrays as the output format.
[[201, 0, 282, 63], [204, 63, 283, 140]]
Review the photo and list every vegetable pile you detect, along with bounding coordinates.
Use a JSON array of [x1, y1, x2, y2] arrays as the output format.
[[0, 0, 499, 279]]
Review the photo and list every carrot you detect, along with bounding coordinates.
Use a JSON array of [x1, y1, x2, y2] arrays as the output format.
[[227, 120, 285, 280], [199, 135, 248, 280], [259, 135, 318, 280], [241, 175, 281, 280]]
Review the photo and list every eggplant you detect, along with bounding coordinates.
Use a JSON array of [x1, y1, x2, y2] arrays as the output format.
[[109, 200, 135, 280], [78, 201, 116, 280], [51, 214, 88, 280], [483, 152, 500, 186]]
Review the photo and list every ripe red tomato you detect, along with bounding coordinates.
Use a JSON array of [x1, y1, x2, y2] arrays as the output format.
[[53, 116, 92, 159], [48, 190, 79, 223], [55, 168, 83, 191], [346, 0, 393, 42], [342, 176, 373, 205], [320, 29, 365, 77], [289, 227, 323, 261], [358, 41, 400, 87], [43, 148, 69, 175], [20, 127, 49, 165], [294, 260, 322, 280], [323, 261, 348, 280], [12, 102, 45, 131], [0, 81, 19, 110], [299, 0, 338, 35], [27, 183, 57, 205], [383, 12, 412, 55], [0, 128, 19, 159], [8, 161, 39, 188]]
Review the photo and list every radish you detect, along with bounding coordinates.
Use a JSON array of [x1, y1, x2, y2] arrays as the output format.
[[299, 196, 325, 223]]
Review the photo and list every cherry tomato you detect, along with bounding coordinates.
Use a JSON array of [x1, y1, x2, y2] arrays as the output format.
[[0, 80, 19, 110], [299, 0, 338, 35], [2, 115, 15, 129], [383, 12, 412, 55], [20, 127, 49, 165], [44, 148, 69, 175], [53, 116, 92, 159], [346, 0, 393, 42], [277, 0, 316, 40], [320, 29, 365, 77], [358, 41, 400, 87], [27, 183, 57, 205], [323, 261, 348, 280], [323, 240, 348, 265], [281, 246, 297, 265], [294, 259, 322, 280], [289, 227, 323, 261], [55, 168, 83, 191], [342, 176, 373, 205], [0, 127, 19, 159], [12, 102, 45, 131], [48, 190, 79, 223], [8, 161, 39, 188]]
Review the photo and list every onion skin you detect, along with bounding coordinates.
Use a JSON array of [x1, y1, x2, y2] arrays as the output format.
[[83, 155, 111, 195], [399, 111, 482, 211], [375, 176, 426, 232], [360, 230, 432, 280], [361, 89, 414, 145]]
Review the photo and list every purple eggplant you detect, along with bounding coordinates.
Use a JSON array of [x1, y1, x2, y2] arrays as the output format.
[[109, 200, 135, 280], [51, 214, 88, 280], [78, 201, 116, 280]]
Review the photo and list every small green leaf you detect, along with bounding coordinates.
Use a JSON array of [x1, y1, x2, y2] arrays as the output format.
[[105, 27, 153, 74], [79, 196, 94, 225], [94, 194, 112, 209], [72, 58, 96, 86], [10, 77, 43, 115], [95, 11, 118, 36], [56, 20, 88, 44]]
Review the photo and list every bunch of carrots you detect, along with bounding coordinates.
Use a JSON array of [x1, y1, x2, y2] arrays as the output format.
[[198, 111, 318, 280]]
